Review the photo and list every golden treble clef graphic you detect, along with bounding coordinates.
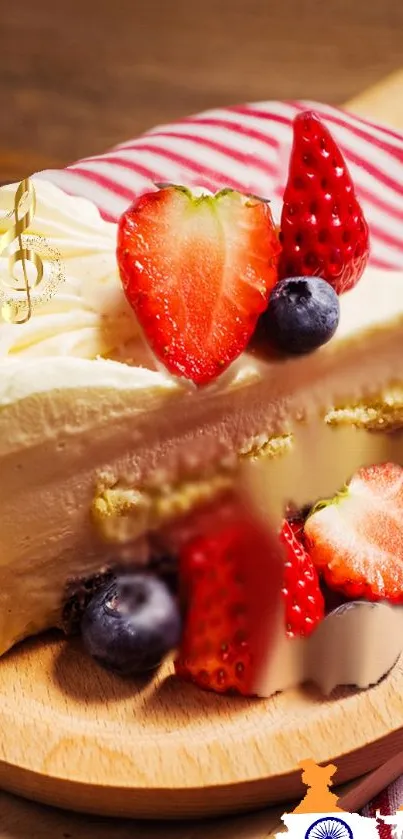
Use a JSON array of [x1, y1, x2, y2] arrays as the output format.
[[0, 178, 44, 324]]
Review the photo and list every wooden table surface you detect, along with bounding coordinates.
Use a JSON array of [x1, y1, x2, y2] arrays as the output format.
[[1, 0, 403, 182]]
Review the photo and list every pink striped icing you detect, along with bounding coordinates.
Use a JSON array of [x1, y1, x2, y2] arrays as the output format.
[[36, 100, 403, 271]]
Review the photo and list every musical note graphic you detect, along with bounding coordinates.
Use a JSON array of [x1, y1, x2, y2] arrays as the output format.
[[0, 178, 45, 324]]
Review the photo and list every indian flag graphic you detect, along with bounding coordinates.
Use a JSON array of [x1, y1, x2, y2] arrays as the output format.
[[276, 760, 380, 838], [277, 812, 380, 838]]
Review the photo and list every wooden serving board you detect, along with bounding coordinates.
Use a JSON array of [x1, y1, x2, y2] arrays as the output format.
[[1, 635, 403, 820], [1, 71, 403, 835]]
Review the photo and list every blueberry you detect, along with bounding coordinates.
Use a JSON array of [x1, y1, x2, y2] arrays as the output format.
[[81, 573, 182, 675], [264, 276, 340, 354]]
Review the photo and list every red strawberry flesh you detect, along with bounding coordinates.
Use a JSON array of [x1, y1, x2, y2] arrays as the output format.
[[279, 111, 370, 294], [175, 510, 284, 695], [281, 520, 324, 638], [117, 187, 280, 386], [305, 463, 403, 602]]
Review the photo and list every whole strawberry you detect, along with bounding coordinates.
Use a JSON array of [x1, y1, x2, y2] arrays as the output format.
[[117, 186, 280, 386], [279, 111, 370, 294], [175, 515, 324, 696]]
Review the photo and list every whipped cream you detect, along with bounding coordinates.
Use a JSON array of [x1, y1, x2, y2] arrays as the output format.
[[1, 179, 403, 408], [0, 179, 138, 359]]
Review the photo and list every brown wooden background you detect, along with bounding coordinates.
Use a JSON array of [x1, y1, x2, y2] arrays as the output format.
[[1, 0, 402, 183]]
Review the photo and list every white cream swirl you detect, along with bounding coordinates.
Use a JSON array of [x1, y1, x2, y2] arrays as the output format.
[[0, 179, 142, 360], [1, 178, 403, 403]]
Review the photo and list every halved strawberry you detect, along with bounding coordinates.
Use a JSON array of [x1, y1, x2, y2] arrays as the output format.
[[117, 186, 280, 386], [304, 463, 403, 602], [281, 520, 324, 638], [175, 512, 284, 695], [279, 111, 370, 294]]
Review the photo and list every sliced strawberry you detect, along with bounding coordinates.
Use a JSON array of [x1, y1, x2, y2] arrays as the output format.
[[175, 513, 284, 695], [281, 519, 324, 638], [117, 186, 280, 386], [304, 463, 403, 602], [279, 111, 370, 295]]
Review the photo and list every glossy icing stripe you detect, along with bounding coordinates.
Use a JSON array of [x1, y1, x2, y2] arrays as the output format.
[[87, 145, 250, 191], [119, 128, 280, 171], [36, 100, 403, 275]]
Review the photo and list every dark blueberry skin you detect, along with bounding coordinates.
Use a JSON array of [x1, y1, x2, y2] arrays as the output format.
[[81, 573, 182, 676], [264, 276, 340, 354]]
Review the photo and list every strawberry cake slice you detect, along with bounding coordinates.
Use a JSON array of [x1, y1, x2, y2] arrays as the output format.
[[1, 106, 403, 699]]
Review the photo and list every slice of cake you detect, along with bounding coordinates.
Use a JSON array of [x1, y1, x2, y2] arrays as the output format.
[[1, 107, 403, 700]]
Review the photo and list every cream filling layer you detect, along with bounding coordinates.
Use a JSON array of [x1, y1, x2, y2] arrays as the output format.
[[1, 320, 403, 658], [1, 263, 403, 443]]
